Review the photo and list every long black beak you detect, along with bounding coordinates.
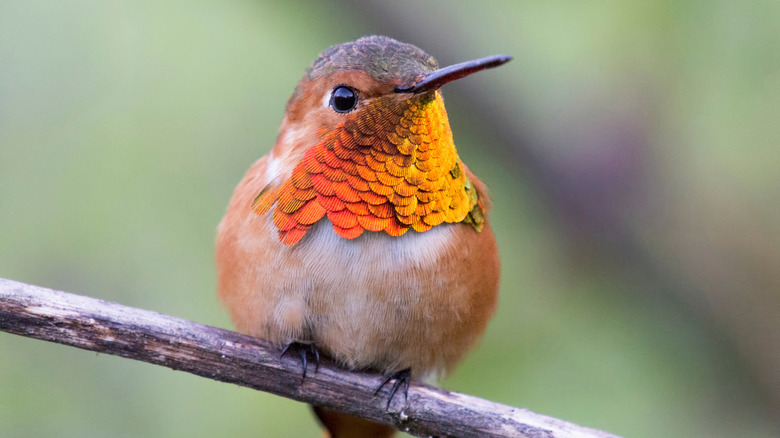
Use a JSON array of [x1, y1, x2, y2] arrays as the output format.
[[394, 54, 512, 94]]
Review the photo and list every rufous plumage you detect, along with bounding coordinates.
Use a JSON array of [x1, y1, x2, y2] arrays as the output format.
[[216, 35, 507, 437]]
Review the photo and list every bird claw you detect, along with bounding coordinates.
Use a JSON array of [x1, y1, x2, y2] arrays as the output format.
[[375, 368, 411, 410], [281, 341, 320, 379]]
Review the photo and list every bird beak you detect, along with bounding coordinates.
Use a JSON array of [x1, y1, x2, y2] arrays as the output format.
[[394, 54, 512, 94]]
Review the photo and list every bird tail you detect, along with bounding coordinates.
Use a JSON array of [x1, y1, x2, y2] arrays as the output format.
[[312, 405, 395, 438]]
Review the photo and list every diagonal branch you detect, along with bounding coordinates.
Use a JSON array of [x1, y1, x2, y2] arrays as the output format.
[[0, 277, 620, 438]]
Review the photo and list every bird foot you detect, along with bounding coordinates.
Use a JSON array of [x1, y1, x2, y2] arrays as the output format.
[[280, 341, 320, 379], [375, 368, 411, 410]]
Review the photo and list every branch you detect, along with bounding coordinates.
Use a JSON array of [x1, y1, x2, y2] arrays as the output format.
[[0, 277, 620, 438]]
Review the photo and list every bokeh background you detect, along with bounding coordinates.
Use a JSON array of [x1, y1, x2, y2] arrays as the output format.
[[1, 1, 778, 437]]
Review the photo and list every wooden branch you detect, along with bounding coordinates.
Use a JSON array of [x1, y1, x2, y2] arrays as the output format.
[[0, 277, 620, 438]]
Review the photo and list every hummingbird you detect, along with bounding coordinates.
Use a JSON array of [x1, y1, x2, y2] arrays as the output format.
[[216, 35, 508, 437]]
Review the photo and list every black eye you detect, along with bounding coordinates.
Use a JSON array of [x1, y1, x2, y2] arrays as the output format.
[[330, 85, 358, 113]]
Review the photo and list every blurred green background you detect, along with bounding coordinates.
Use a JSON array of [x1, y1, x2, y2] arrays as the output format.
[[1, 1, 778, 437]]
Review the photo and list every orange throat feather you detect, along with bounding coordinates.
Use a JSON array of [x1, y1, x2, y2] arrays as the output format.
[[253, 91, 484, 245]]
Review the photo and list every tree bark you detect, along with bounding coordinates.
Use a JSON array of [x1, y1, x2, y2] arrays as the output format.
[[0, 277, 620, 438]]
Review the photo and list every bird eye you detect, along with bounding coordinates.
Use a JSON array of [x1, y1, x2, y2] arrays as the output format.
[[329, 85, 358, 113]]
